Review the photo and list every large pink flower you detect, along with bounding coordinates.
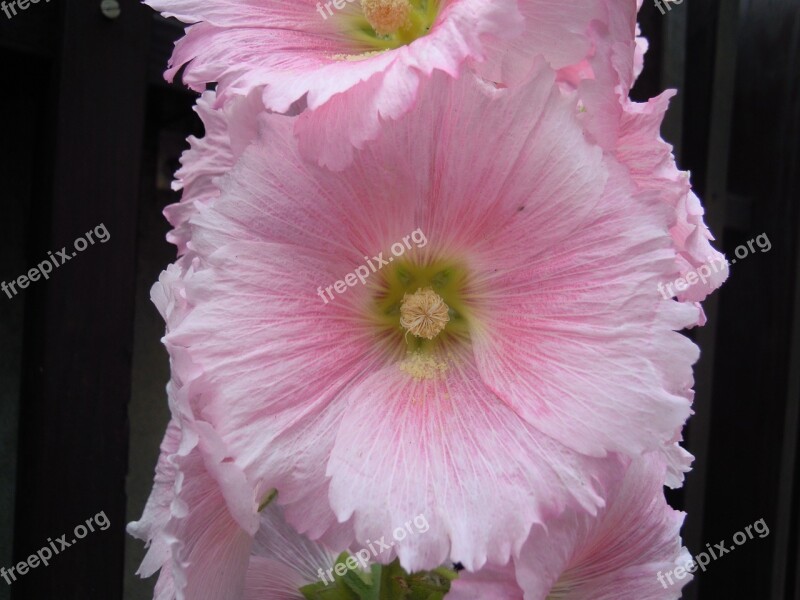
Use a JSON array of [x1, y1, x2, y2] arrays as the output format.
[[158, 62, 701, 574], [449, 454, 692, 600]]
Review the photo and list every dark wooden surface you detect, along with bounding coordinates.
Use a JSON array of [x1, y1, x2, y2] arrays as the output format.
[[4, 1, 151, 598], [699, 1, 800, 598], [0, 47, 47, 600]]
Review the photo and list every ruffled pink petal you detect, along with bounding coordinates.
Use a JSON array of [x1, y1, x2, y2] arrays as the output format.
[[129, 384, 260, 600], [165, 90, 265, 256], [477, 0, 606, 87], [618, 96, 729, 305], [150, 261, 209, 390], [662, 439, 694, 489], [127, 418, 182, 578], [670, 191, 729, 302], [454, 456, 691, 600], [164, 421, 259, 600], [327, 357, 608, 573], [574, 34, 728, 319], [567, 0, 638, 149], [472, 162, 700, 458], [515, 455, 690, 600]]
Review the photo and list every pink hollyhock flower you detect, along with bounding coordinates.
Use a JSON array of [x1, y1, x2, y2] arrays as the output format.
[[158, 62, 702, 574], [145, 0, 525, 169], [148, 0, 651, 171], [449, 454, 692, 600]]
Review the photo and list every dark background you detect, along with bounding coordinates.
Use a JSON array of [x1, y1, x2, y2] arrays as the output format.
[[0, 0, 798, 598]]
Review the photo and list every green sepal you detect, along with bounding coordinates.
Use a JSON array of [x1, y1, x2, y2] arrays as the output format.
[[257, 488, 278, 512], [340, 561, 377, 599], [298, 557, 454, 600]]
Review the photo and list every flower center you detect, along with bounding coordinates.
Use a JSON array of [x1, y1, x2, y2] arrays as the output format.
[[360, 0, 411, 36], [370, 258, 475, 380], [371, 259, 471, 350], [341, 0, 442, 52], [400, 287, 450, 339]]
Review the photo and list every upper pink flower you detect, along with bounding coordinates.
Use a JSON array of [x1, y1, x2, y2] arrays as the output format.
[[159, 63, 701, 574], [146, 0, 524, 169], [449, 454, 692, 600]]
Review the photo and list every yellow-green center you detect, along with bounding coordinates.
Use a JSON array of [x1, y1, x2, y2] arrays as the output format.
[[373, 259, 471, 352], [371, 259, 473, 381], [346, 0, 442, 51]]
